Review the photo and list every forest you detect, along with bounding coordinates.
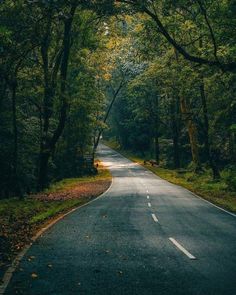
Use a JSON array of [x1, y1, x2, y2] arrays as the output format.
[[1, 0, 236, 199]]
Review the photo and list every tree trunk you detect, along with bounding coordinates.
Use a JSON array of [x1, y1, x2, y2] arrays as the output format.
[[171, 97, 180, 168], [38, 150, 51, 189], [50, 4, 77, 150], [11, 79, 20, 195], [200, 81, 220, 179], [180, 97, 202, 172], [38, 5, 77, 190], [154, 94, 160, 165], [173, 132, 180, 168], [154, 135, 160, 164], [93, 78, 125, 156], [229, 130, 236, 164]]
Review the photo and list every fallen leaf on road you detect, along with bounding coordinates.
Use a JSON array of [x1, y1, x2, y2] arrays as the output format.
[[31, 273, 38, 279], [28, 256, 35, 262]]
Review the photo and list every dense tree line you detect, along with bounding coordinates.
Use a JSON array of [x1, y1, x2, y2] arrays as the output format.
[[1, 0, 236, 198], [105, 1, 236, 182], [0, 1, 112, 197]]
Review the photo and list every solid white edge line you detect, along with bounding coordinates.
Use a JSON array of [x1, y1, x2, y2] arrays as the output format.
[[105, 144, 236, 219], [104, 144, 236, 219], [0, 162, 114, 295], [188, 191, 236, 218], [148, 202, 151, 207], [169, 237, 196, 260], [151, 213, 158, 222]]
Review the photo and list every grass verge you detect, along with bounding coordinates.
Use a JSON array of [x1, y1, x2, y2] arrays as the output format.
[[0, 162, 111, 280], [104, 140, 236, 214]]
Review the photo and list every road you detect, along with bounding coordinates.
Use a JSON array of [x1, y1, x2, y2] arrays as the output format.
[[4, 145, 236, 295]]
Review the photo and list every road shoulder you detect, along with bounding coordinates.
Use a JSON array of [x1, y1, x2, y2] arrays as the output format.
[[0, 162, 112, 286]]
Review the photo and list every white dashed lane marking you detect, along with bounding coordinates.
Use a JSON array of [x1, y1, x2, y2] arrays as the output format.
[[151, 214, 158, 222], [169, 238, 196, 260]]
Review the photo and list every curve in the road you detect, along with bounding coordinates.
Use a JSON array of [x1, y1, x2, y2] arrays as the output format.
[[3, 144, 236, 295]]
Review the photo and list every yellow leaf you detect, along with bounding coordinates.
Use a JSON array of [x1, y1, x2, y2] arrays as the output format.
[[31, 273, 38, 279]]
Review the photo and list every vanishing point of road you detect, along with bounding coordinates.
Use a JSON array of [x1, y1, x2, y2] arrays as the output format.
[[4, 145, 236, 294]]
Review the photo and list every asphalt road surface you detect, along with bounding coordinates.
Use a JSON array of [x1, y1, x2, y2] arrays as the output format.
[[5, 145, 236, 295]]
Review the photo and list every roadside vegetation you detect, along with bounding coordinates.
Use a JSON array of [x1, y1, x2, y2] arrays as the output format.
[[1, 0, 236, 279], [105, 140, 236, 214], [0, 163, 111, 279], [1, 2, 235, 199]]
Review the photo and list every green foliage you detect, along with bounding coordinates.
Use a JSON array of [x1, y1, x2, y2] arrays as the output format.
[[224, 168, 236, 192], [105, 9, 236, 177], [0, 2, 109, 197], [1, 0, 236, 197], [0, 197, 82, 225]]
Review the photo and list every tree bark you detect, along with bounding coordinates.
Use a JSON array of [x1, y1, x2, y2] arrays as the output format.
[[38, 10, 53, 189], [154, 94, 160, 164], [171, 97, 180, 168], [38, 5, 77, 189], [180, 97, 202, 172], [11, 78, 19, 195], [38, 150, 51, 190], [50, 5, 77, 149], [199, 81, 220, 179], [154, 135, 160, 164], [93, 78, 125, 156]]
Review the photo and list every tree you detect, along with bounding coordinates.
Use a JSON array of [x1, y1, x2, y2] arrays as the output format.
[[118, 0, 236, 72]]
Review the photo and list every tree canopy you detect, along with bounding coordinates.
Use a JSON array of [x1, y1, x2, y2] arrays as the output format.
[[0, 0, 236, 198]]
